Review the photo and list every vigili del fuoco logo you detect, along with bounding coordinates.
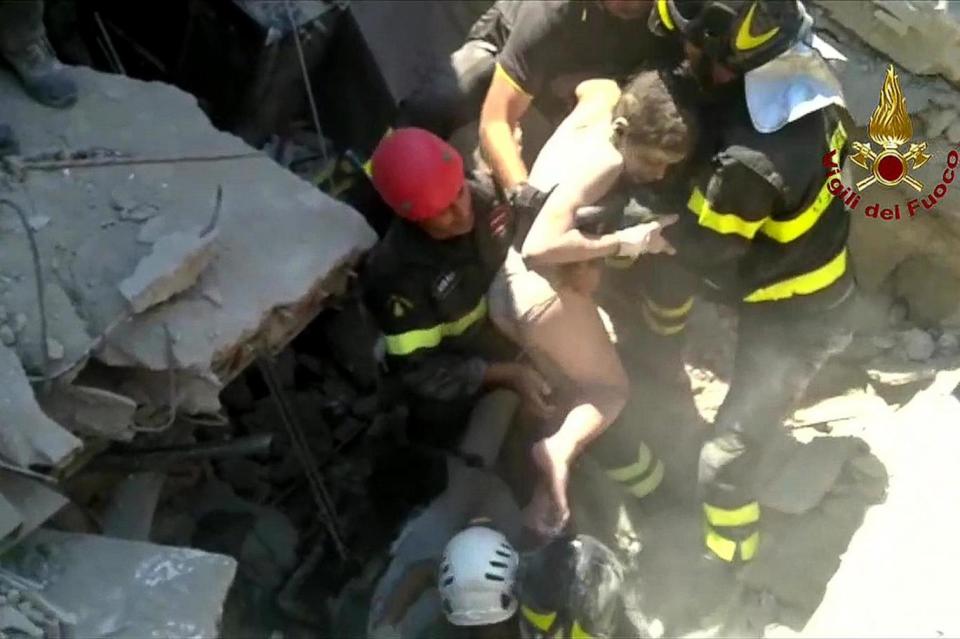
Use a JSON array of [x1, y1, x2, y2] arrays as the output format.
[[823, 64, 960, 221]]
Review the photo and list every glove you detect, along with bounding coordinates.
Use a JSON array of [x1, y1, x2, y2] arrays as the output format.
[[507, 182, 548, 220], [613, 215, 678, 259]]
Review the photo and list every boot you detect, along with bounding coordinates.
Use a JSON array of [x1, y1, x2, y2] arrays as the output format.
[[3, 36, 77, 108], [0, 124, 17, 156]]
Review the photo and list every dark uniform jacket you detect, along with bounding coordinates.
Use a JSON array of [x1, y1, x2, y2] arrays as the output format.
[[669, 81, 852, 310], [490, 0, 682, 124], [612, 79, 854, 314], [362, 174, 516, 404]]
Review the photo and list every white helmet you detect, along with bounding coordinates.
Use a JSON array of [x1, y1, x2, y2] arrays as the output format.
[[438, 526, 520, 626]]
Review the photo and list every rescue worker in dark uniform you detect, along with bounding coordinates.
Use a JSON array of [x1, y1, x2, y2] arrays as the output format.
[[520, 0, 858, 564], [361, 128, 553, 454], [645, 0, 858, 563], [395, 1, 682, 217], [371, 522, 629, 639], [479, 0, 682, 218]]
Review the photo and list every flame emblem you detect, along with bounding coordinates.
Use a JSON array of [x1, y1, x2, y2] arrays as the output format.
[[849, 65, 930, 191]]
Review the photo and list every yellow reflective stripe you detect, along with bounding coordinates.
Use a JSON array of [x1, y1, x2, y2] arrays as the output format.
[[607, 443, 653, 483], [743, 249, 847, 303], [644, 295, 694, 319], [704, 501, 760, 527], [740, 529, 760, 561], [520, 605, 556, 632], [383, 298, 488, 356], [687, 187, 767, 239], [734, 2, 780, 51], [384, 326, 441, 357], [657, 0, 676, 30], [704, 524, 737, 562], [704, 526, 760, 562], [495, 63, 532, 98], [572, 620, 595, 639], [641, 304, 686, 336], [627, 459, 664, 498], [760, 124, 848, 243]]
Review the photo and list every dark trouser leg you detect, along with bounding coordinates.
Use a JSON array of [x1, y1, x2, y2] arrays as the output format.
[[633, 254, 698, 339], [603, 255, 697, 385], [394, 39, 496, 140], [0, 0, 44, 53], [698, 295, 856, 563], [590, 393, 665, 501]]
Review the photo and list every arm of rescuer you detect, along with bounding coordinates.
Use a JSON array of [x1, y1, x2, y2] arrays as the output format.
[[363, 273, 553, 416], [521, 137, 677, 267], [662, 147, 782, 278], [478, 1, 561, 195]]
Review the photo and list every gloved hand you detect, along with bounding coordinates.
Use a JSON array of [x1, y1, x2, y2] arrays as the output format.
[[507, 182, 548, 220], [613, 215, 678, 259]]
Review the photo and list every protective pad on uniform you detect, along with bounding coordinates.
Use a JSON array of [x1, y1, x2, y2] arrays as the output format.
[[745, 35, 846, 134]]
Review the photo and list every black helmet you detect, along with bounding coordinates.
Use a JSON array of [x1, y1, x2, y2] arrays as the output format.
[[649, 0, 808, 73], [518, 535, 624, 638]]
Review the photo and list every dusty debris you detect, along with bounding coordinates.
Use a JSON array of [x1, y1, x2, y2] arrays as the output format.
[[0, 472, 69, 552], [39, 384, 138, 441], [799, 373, 960, 636], [1, 529, 237, 639], [119, 224, 219, 314], [758, 437, 868, 516], [899, 327, 936, 362], [0, 344, 80, 469], [101, 472, 166, 542]]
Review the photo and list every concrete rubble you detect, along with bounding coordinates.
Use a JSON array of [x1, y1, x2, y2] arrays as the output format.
[[813, 1, 960, 330], [0, 55, 375, 634], [0, 529, 237, 639]]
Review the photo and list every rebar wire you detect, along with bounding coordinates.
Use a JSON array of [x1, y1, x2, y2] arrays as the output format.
[[0, 196, 51, 393], [17, 151, 263, 173], [258, 356, 348, 559], [94, 12, 127, 76], [284, 0, 329, 168], [132, 323, 179, 433]]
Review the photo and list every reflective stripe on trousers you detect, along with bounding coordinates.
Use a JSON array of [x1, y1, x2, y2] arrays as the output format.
[[640, 294, 693, 337], [606, 442, 665, 499], [703, 500, 760, 563]]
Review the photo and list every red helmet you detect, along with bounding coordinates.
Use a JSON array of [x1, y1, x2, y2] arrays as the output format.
[[371, 128, 465, 222]]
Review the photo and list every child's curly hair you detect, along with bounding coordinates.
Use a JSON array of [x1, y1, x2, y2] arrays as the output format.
[[612, 67, 698, 159]]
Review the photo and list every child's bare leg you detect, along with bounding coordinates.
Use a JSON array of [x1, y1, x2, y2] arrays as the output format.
[[520, 282, 628, 537]]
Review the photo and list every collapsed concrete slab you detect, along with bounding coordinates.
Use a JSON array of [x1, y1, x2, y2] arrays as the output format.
[[0, 529, 237, 639], [0, 64, 376, 545], [0, 344, 80, 470], [1, 66, 376, 389], [814, 1, 960, 88]]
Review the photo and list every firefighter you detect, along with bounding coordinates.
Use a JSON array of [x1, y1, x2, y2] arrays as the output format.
[[478, 0, 682, 220], [361, 128, 553, 458], [395, 2, 681, 218], [362, 127, 673, 539], [371, 523, 628, 639], [0, 0, 78, 155], [530, 0, 858, 564], [647, 0, 860, 565]]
